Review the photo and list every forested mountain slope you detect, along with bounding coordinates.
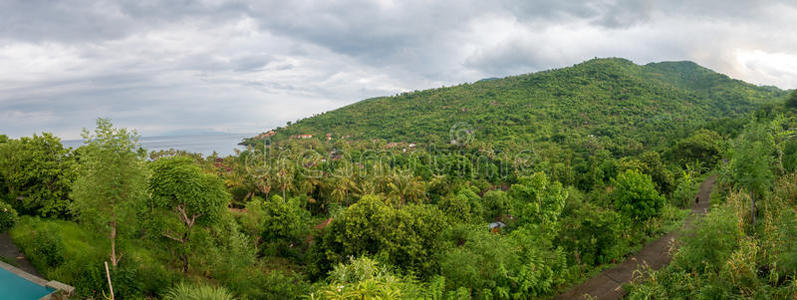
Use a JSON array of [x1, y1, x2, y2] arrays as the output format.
[[259, 58, 786, 148]]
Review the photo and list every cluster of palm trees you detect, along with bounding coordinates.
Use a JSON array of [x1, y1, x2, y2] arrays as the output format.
[[221, 146, 433, 210]]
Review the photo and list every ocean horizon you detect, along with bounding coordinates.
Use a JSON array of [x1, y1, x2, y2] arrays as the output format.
[[62, 133, 254, 157]]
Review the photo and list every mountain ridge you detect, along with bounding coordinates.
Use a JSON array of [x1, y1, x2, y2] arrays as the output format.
[[251, 58, 786, 150]]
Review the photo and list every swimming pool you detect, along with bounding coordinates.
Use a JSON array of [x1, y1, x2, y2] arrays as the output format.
[[0, 265, 54, 299]]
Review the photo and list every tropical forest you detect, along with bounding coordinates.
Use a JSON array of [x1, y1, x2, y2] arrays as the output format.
[[2, 58, 797, 299]]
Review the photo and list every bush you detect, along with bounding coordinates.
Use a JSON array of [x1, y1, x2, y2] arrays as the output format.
[[260, 195, 310, 256], [309, 256, 431, 299], [612, 170, 665, 221], [31, 233, 65, 268], [508, 172, 567, 229], [674, 203, 743, 273], [671, 129, 723, 168], [557, 203, 625, 266], [438, 225, 519, 296], [483, 190, 510, 220], [164, 282, 234, 300], [312, 195, 449, 278], [437, 192, 473, 223], [0, 201, 18, 232], [671, 171, 698, 208], [787, 90, 797, 109]]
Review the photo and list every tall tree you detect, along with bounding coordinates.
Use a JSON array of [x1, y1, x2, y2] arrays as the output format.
[[273, 157, 296, 201], [71, 119, 146, 267], [728, 121, 776, 226], [148, 156, 229, 273]]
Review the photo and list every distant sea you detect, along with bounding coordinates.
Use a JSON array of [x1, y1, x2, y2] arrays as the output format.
[[63, 133, 254, 157]]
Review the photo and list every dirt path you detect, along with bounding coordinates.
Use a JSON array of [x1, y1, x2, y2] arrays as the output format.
[[555, 175, 715, 300], [0, 232, 42, 276]]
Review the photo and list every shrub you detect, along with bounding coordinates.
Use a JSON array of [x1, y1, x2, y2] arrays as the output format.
[[483, 190, 510, 220], [671, 171, 698, 208], [0, 201, 18, 232], [672, 129, 723, 168], [32, 233, 65, 268], [437, 224, 569, 298], [557, 203, 624, 266], [508, 172, 567, 229], [787, 90, 797, 109], [673, 203, 743, 272], [260, 195, 310, 256], [313, 195, 449, 278], [612, 170, 665, 221], [309, 256, 429, 299], [437, 192, 472, 223], [163, 282, 234, 300], [438, 225, 519, 296]]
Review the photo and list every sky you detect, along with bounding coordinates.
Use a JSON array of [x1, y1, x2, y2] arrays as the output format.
[[2, 0, 797, 139]]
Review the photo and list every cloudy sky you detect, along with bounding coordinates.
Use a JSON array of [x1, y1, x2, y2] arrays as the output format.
[[2, 0, 797, 139]]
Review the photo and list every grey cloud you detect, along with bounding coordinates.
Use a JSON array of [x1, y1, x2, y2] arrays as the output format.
[[1, 0, 797, 139], [0, 0, 249, 43]]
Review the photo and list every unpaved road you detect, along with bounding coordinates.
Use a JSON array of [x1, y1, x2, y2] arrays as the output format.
[[555, 175, 715, 300], [0, 232, 41, 276]]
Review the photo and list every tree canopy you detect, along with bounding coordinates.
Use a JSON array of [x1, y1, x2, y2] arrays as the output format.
[[71, 118, 147, 267]]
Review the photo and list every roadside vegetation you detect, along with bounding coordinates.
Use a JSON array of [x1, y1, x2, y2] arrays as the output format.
[[628, 102, 797, 298]]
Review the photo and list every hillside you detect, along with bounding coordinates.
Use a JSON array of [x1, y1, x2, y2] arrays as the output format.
[[256, 58, 786, 149]]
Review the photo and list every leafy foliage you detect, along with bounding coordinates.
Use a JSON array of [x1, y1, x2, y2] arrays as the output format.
[[163, 282, 234, 300], [786, 90, 797, 109], [629, 110, 797, 299], [4, 59, 793, 299], [257, 58, 784, 152], [612, 169, 665, 221], [258, 195, 310, 256], [557, 202, 624, 266], [71, 118, 147, 267], [147, 156, 230, 273], [0, 133, 76, 217], [509, 172, 568, 229], [671, 128, 723, 168], [313, 195, 449, 277], [309, 256, 437, 299], [0, 201, 18, 232], [10, 216, 174, 298]]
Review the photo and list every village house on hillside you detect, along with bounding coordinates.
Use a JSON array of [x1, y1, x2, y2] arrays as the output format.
[[255, 130, 276, 139]]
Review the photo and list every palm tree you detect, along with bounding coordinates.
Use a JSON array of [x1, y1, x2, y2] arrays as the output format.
[[329, 176, 349, 205], [254, 170, 273, 201], [386, 169, 425, 206], [275, 162, 295, 200]]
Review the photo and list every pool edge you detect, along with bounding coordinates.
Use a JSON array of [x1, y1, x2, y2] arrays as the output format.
[[0, 260, 74, 299]]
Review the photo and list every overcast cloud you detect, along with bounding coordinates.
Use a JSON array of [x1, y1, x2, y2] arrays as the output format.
[[1, 0, 796, 139]]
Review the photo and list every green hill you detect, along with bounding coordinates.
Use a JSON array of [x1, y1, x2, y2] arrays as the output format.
[[258, 58, 786, 149]]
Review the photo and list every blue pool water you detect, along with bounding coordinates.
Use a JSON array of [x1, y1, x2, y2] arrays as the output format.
[[0, 267, 53, 299]]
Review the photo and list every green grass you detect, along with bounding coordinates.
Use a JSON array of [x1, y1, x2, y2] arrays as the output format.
[[0, 255, 19, 267], [9, 216, 176, 298]]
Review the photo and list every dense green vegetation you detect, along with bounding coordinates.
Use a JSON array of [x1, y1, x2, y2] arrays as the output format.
[[260, 58, 783, 151], [0, 59, 794, 299], [628, 105, 797, 298]]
